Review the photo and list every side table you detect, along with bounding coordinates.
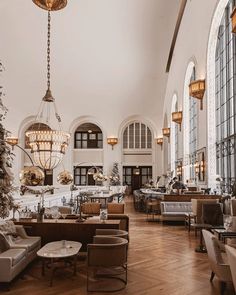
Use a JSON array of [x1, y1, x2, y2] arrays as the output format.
[[37, 240, 82, 286]]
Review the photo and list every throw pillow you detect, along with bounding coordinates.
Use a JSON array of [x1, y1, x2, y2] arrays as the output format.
[[0, 232, 10, 253]]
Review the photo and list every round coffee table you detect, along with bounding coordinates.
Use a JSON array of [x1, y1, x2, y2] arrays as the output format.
[[37, 241, 82, 286]]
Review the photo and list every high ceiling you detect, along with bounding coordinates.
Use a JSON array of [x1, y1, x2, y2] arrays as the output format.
[[0, 0, 181, 134]]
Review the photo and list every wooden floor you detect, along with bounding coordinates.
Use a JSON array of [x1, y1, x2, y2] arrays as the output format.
[[2, 196, 235, 295]]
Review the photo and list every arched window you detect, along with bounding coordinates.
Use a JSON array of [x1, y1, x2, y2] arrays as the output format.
[[189, 68, 197, 181], [123, 122, 152, 149], [183, 61, 197, 182], [74, 123, 103, 149], [170, 95, 178, 173], [215, 0, 236, 191]]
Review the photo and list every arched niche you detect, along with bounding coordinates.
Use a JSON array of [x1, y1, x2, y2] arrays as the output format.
[[119, 115, 156, 191], [74, 123, 103, 149]]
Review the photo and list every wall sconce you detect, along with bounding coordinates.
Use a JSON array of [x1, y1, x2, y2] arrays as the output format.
[[176, 163, 182, 180], [172, 111, 183, 131], [156, 137, 163, 149], [189, 79, 205, 110], [162, 128, 170, 137], [231, 7, 236, 33], [194, 160, 200, 175], [162, 128, 170, 142], [6, 137, 19, 146], [107, 137, 118, 150], [200, 160, 205, 173]]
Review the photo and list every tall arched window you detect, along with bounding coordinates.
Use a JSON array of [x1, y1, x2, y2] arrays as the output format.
[[183, 61, 197, 182], [123, 122, 152, 149], [189, 68, 197, 181], [215, 0, 236, 191], [170, 94, 178, 173]]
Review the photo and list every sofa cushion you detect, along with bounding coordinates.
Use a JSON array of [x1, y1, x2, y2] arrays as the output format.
[[162, 212, 189, 216], [0, 220, 16, 235], [13, 237, 41, 252], [162, 202, 192, 213], [0, 233, 10, 253], [0, 248, 26, 266]]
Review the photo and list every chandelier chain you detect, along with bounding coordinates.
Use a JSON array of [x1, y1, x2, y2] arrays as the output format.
[[47, 10, 51, 90]]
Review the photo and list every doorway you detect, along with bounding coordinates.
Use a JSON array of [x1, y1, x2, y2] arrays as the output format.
[[123, 166, 152, 192]]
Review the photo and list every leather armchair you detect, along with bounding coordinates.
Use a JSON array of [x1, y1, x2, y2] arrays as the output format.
[[225, 245, 236, 293], [202, 230, 232, 295], [87, 236, 128, 292]]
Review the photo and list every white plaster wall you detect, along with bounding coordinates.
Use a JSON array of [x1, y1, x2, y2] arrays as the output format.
[[162, 0, 219, 182], [1, 0, 180, 184]]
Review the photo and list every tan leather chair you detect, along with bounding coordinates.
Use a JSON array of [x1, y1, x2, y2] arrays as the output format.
[[202, 230, 232, 295], [107, 203, 124, 214], [225, 245, 236, 293], [58, 206, 72, 215], [87, 236, 128, 292], [81, 202, 101, 215], [231, 199, 236, 216], [95, 229, 129, 241], [191, 198, 219, 223]]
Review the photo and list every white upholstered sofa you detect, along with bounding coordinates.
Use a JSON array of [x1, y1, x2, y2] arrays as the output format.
[[0, 221, 41, 283], [160, 202, 192, 221]]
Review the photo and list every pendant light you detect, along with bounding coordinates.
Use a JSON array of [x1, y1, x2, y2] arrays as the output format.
[[27, 0, 70, 170]]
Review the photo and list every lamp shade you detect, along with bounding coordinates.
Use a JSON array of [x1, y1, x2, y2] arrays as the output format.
[[162, 128, 170, 137], [107, 137, 118, 149], [156, 137, 163, 145], [32, 0, 67, 11], [189, 79, 205, 110], [172, 111, 182, 131], [26, 130, 70, 170], [6, 137, 19, 146], [231, 7, 236, 33]]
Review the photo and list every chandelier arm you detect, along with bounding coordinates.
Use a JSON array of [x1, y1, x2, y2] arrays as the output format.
[[53, 101, 62, 126], [13, 144, 35, 167]]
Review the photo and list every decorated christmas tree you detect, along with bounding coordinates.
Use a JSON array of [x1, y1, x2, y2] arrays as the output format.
[[109, 162, 121, 186], [0, 61, 16, 219]]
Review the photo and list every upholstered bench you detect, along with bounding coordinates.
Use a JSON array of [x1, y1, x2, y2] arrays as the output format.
[[160, 202, 192, 221]]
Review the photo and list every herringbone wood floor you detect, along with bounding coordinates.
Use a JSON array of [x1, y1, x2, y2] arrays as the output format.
[[1, 196, 235, 295]]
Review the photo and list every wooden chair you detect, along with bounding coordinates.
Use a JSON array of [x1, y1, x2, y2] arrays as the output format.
[[81, 202, 101, 215], [107, 203, 124, 214]]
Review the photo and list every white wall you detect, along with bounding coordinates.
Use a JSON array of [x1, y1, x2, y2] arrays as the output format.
[[1, 0, 182, 184], [162, 0, 219, 184], [0, 0, 227, 187]]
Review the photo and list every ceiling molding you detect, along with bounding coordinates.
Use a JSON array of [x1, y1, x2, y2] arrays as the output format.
[[166, 0, 187, 73]]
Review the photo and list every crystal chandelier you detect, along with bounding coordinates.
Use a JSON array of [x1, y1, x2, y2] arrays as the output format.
[[27, 0, 70, 170]]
